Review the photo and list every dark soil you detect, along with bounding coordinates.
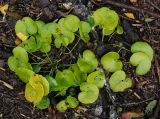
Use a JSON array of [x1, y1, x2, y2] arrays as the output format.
[[0, 0, 160, 119]]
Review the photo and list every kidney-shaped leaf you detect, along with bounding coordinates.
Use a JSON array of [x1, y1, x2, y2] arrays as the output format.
[[64, 14, 80, 32], [22, 17, 37, 35], [87, 70, 105, 88], [130, 52, 151, 75], [101, 52, 122, 72], [77, 50, 98, 73], [79, 21, 91, 43], [55, 69, 75, 88], [29, 74, 49, 96], [15, 20, 29, 41], [7, 47, 32, 71], [66, 96, 79, 108], [78, 83, 99, 104], [109, 71, 132, 92], [69, 64, 87, 86], [35, 96, 50, 110], [25, 83, 44, 104], [15, 67, 35, 83], [131, 42, 153, 61], [56, 100, 68, 112]]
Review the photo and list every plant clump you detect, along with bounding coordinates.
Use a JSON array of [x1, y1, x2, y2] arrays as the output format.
[[7, 7, 154, 112], [130, 42, 153, 75]]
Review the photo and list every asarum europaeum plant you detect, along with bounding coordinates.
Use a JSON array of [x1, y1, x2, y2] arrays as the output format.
[[77, 50, 98, 73], [109, 71, 132, 92], [101, 52, 123, 72], [14, 7, 123, 53], [25, 74, 49, 104], [7, 6, 154, 112], [93, 7, 123, 35], [130, 42, 153, 75], [56, 96, 79, 112]]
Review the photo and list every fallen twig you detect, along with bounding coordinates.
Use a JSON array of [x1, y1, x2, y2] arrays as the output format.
[[0, 67, 5, 71], [0, 79, 13, 90]]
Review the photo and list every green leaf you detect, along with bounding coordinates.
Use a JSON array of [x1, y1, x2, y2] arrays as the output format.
[[66, 96, 78, 108], [131, 42, 153, 61], [78, 83, 99, 104], [61, 30, 75, 44], [93, 7, 119, 36], [12, 46, 29, 62], [130, 52, 151, 75], [109, 71, 132, 92], [87, 70, 105, 88], [54, 35, 70, 48], [145, 100, 157, 113], [77, 50, 98, 73], [93, 7, 110, 26], [20, 36, 40, 53], [101, 52, 122, 72], [69, 64, 87, 86], [22, 17, 37, 35], [64, 14, 80, 32], [54, 35, 63, 48], [39, 22, 57, 41], [32, 65, 41, 73], [15, 67, 35, 83], [57, 18, 66, 31], [35, 96, 50, 110], [25, 83, 44, 104], [55, 70, 75, 88], [103, 27, 115, 36], [56, 100, 68, 112], [29, 74, 49, 96], [39, 42, 51, 53], [79, 21, 91, 43], [45, 75, 59, 92], [87, 16, 95, 27], [8, 47, 32, 71], [103, 10, 119, 30], [35, 20, 45, 32], [116, 25, 123, 34], [15, 20, 29, 41]]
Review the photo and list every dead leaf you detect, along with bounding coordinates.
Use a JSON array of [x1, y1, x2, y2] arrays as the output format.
[[15, 38, 22, 45], [124, 13, 135, 19], [130, 0, 138, 3], [121, 112, 144, 119], [0, 4, 9, 16]]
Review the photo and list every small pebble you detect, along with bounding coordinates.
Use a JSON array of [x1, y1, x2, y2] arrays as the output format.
[[94, 106, 103, 116]]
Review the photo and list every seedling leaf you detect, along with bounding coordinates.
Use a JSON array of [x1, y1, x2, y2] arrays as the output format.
[[77, 50, 98, 73], [101, 52, 122, 72], [87, 70, 105, 88], [78, 83, 99, 104], [35, 96, 50, 110], [109, 71, 132, 92]]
